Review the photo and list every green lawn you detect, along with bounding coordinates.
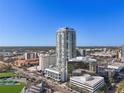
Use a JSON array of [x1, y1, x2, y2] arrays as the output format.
[[0, 72, 16, 77], [0, 84, 24, 93]]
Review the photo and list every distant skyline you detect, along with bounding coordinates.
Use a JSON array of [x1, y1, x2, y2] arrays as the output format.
[[0, 0, 124, 46]]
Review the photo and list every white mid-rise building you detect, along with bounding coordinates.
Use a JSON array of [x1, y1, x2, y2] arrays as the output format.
[[24, 52, 38, 60], [70, 74, 105, 93], [39, 54, 56, 71]]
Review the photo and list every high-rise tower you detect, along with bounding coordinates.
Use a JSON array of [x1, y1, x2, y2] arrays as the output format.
[[56, 27, 76, 81], [56, 27, 76, 68], [45, 27, 76, 82]]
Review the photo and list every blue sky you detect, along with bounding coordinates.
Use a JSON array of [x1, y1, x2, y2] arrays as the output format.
[[0, 0, 124, 46]]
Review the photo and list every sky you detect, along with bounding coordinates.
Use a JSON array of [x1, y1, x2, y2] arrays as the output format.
[[0, 0, 124, 46]]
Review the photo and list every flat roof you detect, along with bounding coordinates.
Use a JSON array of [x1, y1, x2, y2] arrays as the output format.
[[108, 63, 124, 68], [69, 56, 97, 63], [70, 75, 104, 87]]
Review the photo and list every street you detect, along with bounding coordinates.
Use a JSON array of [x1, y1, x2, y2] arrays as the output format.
[[14, 67, 79, 93]]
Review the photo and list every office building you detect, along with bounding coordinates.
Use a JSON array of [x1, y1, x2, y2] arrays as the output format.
[[70, 74, 105, 93]]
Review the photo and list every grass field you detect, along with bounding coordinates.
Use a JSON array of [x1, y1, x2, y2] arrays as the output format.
[[0, 72, 16, 77], [0, 84, 24, 93]]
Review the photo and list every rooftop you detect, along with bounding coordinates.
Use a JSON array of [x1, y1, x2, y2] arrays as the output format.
[[58, 27, 75, 32], [70, 74, 104, 87], [108, 62, 124, 69], [69, 56, 97, 63], [39, 53, 56, 57]]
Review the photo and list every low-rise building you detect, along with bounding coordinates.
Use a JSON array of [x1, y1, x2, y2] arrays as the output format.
[[15, 59, 39, 67], [70, 74, 105, 93], [45, 67, 68, 82], [45, 68, 61, 81], [97, 66, 115, 77], [68, 56, 98, 73], [107, 62, 124, 72], [0, 52, 13, 57]]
